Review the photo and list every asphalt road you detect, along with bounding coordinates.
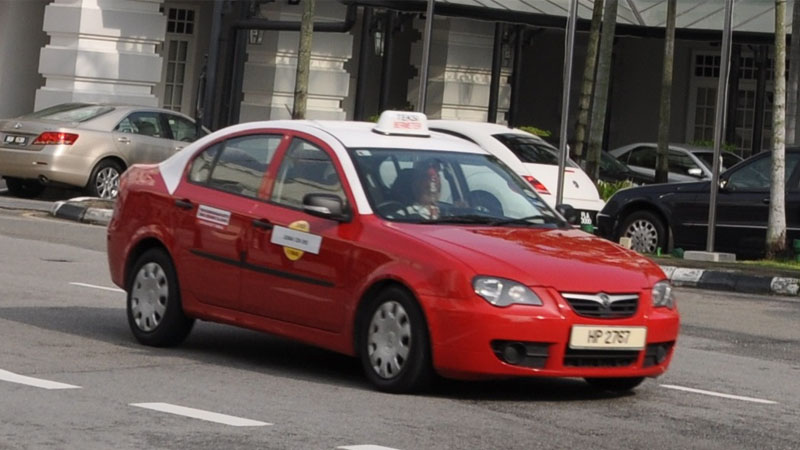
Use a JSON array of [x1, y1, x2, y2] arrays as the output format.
[[0, 208, 798, 450]]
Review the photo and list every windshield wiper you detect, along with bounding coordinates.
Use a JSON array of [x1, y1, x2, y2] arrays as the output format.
[[489, 215, 546, 226]]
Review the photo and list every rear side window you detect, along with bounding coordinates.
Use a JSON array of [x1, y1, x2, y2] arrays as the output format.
[[164, 114, 201, 142], [26, 103, 114, 122], [188, 134, 282, 198], [627, 147, 657, 167], [271, 138, 346, 209], [492, 134, 578, 167], [116, 112, 164, 138]]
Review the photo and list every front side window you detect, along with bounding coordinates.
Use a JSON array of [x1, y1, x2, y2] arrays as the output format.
[[188, 134, 282, 198], [627, 147, 656, 167], [271, 138, 346, 209], [726, 153, 800, 191], [350, 148, 562, 226], [667, 151, 703, 176], [165, 114, 201, 142]]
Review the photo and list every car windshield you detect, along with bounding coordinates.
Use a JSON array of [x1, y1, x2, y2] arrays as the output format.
[[600, 151, 631, 175], [693, 150, 742, 171], [492, 133, 579, 168], [349, 148, 564, 227], [24, 103, 114, 123]]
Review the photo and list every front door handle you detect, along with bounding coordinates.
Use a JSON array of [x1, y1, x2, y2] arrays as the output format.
[[252, 218, 273, 230], [174, 146, 185, 151], [174, 198, 194, 210], [117, 136, 131, 144]]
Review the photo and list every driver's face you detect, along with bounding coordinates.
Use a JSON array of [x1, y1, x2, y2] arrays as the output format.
[[423, 166, 441, 195]]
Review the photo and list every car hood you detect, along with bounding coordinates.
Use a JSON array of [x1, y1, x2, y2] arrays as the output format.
[[391, 224, 663, 292]]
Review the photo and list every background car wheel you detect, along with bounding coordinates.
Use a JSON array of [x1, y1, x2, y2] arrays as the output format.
[[87, 159, 124, 199], [585, 376, 645, 392], [618, 210, 667, 254], [359, 286, 433, 393], [5, 177, 45, 198], [126, 248, 194, 347]]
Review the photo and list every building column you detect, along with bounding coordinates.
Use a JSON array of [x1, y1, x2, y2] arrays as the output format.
[[408, 17, 511, 122], [35, 0, 166, 110], [239, 2, 353, 122]]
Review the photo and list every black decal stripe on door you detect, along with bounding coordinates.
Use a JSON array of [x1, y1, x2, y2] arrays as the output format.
[[190, 249, 334, 288]]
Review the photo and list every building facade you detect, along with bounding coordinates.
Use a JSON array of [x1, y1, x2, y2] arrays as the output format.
[[0, 0, 784, 156]]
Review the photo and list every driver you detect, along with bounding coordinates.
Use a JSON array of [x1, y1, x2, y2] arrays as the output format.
[[406, 159, 442, 220]]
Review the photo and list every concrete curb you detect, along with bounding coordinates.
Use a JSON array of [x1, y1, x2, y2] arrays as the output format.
[[659, 265, 800, 296], [51, 198, 113, 226]]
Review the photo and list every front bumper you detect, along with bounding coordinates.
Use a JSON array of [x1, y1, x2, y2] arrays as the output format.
[[422, 288, 679, 380], [0, 145, 92, 187], [595, 212, 617, 239]]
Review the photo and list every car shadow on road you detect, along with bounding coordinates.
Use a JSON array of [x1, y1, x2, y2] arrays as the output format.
[[0, 305, 637, 401]]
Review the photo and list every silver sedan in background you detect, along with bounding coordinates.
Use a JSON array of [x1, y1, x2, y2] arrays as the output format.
[[0, 103, 207, 198]]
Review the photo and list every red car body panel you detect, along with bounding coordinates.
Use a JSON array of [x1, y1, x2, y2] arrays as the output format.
[[107, 124, 680, 382]]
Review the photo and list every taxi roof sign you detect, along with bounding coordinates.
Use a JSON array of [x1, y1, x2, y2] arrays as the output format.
[[373, 111, 430, 137]]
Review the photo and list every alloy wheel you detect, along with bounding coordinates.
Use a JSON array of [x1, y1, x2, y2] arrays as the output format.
[[95, 167, 120, 199], [624, 219, 660, 253]]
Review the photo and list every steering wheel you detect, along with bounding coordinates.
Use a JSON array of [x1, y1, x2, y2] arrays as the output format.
[[375, 201, 407, 217]]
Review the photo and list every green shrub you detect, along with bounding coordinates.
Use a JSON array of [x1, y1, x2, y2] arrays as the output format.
[[518, 126, 552, 138], [690, 140, 738, 153], [596, 179, 634, 201]]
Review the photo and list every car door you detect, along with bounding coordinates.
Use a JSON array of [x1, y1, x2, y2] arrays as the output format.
[[715, 152, 800, 256], [171, 133, 284, 310], [113, 111, 175, 164], [240, 134, 358, 333]]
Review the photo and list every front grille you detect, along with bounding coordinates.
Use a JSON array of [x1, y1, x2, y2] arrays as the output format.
[[563, 349, 639, 367], [561, 293, 638, 318]]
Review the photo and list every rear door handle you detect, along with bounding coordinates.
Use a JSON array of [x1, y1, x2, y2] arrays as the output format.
[[252, 218, 273, 230], [174, 199, 194, 210], [762, 198, 770, 204], [117, 137, 131, 144]]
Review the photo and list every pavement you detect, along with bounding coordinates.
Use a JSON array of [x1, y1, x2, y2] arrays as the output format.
[[1, 193, 799, 297]]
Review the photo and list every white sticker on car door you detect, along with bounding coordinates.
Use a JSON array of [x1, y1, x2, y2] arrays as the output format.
[[197, 205, 231, 227]]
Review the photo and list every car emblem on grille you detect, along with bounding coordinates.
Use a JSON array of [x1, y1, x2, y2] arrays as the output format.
[[572, 180, 580, 188], [599, 293, 611, 308], [13, 122, 22, 129]]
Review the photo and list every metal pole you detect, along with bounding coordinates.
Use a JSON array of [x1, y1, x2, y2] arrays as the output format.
[[354, 7, 373, 121], [202, 0, 224, 130], [488, 23, 503, 123], [417, 0, 435, 113], [556, 0, 578, 206], [707, 0, 735, 252]]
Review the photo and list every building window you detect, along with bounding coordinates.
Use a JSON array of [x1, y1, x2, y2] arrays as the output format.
[[167, 8, 194, 35]]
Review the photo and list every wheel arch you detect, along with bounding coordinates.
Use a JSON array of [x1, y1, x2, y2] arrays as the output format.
[[124, 237, 172, 288], [616, 200, 673, 250], [351, 279, 432, 359]]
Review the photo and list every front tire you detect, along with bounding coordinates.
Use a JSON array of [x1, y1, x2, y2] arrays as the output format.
[[359, 287, 433, 393], [5, 177, 45, 198], [87, 159, 123, 199], [126, 248, 193, 347], [618, 210, 667, 254], [585, 377, 645, 392]]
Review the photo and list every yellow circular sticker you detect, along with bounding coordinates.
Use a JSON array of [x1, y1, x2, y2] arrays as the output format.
[[284, 220, 310, 261]]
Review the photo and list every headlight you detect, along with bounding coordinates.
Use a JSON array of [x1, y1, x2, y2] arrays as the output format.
[[652, 281, 674, 309], [473, 276, 543, 307]]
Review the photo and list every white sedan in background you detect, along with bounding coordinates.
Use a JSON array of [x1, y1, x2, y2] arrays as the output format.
[[428, 120, 605, 225]]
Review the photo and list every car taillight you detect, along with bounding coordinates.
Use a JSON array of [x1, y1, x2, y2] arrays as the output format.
[[523, 175, 550, 195], [32, 132, 79, 145]]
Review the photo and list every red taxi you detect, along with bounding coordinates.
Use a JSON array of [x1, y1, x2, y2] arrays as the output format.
[[107, 111, 679, 393]]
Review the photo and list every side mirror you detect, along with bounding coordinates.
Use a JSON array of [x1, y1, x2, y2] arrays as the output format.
[[556, 203, 579, 225], [302, 193, 351, 222], [688, 167, 704, 177]]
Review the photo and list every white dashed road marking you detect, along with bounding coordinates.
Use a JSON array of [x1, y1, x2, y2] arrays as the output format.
[[69, 282, 125, 293], [0, 369, 81, 390], [661, 384, 777, 404], [130, 402, 271, 427], [337, 446, 402, 450]]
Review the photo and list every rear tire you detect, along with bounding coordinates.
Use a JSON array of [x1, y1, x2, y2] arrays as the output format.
[[86, 159, 124, 199], [617, 210, 667, 254], [585, 377, 645, 392], [5, 177, 45, 198], [358, 287, 433, 393], [126, 248, 193, 347]]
